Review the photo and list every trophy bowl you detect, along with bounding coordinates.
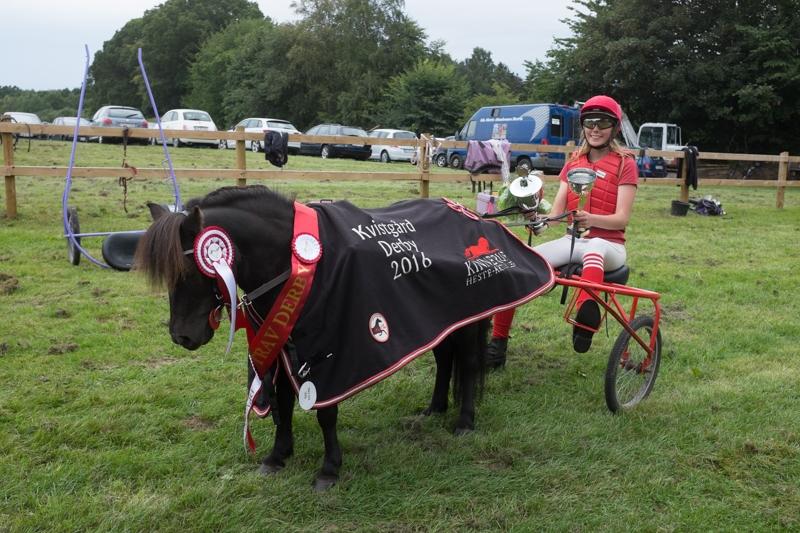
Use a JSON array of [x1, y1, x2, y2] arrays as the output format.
[[566, 167, 597, 196], [508, 172, 543, 211]]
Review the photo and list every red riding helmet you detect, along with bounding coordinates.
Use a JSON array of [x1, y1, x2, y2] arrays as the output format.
[[580, 95, 622, 123]]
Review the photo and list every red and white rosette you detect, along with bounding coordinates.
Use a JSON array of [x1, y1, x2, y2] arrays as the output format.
[[194, 226, 238, 355], [292, 233, 322, 264]]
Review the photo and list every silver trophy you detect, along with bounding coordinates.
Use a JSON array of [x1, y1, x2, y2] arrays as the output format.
[[508, 166, 543, 212], [566, 167, 596, 236]]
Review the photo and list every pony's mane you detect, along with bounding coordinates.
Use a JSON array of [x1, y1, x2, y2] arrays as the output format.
[[191, 185, 294, 210], [135, 185, 294, 290]]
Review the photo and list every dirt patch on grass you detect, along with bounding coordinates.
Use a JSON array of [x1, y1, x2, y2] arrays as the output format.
[[48, 343, 79, 355], [0, 273, 19, 295], [183, 415, 215, 431], [143, 356, 181, 369]]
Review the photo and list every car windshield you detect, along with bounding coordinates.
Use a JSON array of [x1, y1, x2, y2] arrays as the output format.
[[266, 121, 295, 131], [342, 127, 367, 137], [107, 108, 144, 119], [184, 111, 211, 121]]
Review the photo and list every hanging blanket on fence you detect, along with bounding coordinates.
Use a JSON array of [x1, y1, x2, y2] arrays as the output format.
[[465, 139, 511, 183], [276, 197, 554, 409]]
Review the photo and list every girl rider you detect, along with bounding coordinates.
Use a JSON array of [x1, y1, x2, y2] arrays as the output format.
[[487, 95, 639, 366]]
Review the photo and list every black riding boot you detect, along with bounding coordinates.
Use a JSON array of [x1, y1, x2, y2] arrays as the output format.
[[486, 337, 508, 369]]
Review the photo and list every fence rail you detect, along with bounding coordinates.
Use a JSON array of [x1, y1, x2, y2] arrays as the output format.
[[1, 123, 797, 218]]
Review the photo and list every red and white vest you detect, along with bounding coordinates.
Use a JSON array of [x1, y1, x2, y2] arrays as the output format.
[[562, 151, 638, 244]]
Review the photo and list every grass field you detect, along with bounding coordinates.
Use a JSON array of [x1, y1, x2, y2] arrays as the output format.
[[1, 140, 799, 531]]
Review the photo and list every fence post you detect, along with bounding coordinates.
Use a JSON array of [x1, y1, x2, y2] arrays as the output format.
[[235, 125, 246, 187], [776, 151, 788, 209], [2, 132, 16, 219], [418, 133, 431, 198], [679, 155, 689, 202]]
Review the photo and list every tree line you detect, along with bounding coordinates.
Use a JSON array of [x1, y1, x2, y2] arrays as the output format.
[[4, 0, 800, 153]]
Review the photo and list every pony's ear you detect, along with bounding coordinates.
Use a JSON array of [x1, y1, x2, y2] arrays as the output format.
[[147, 202, 170, 221], [181, 206, 204, 237]]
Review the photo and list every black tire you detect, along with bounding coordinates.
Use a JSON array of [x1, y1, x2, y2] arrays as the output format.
[[380, 151, 390, 163], [218, 139, 227, 150], [605, 315, 662, 413], [449, 153, 463, 169], [320, 145, 330, 159], [434, 153, 448, 167], [516, 157, 532, 173], [172, 138, 181, 148], [67, 207, 81, 266]]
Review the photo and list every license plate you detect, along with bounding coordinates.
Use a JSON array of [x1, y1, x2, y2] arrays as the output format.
[[655, 165, 663, 170]]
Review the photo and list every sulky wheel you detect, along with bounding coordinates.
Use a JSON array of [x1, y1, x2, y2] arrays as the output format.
[[67, 207, 81, 266], [604, 315, 662, 413]]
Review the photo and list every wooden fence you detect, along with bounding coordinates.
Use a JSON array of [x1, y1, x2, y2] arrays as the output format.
[[1, 122, 798, 219]]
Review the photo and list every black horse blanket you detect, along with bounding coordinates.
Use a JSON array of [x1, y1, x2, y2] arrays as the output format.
[[274, 198, 554, 409]]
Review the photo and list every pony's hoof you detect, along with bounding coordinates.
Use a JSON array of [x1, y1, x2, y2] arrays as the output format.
[[259, 461, 284, 476], [312, 474, 338, 492], [453, 426, 474, 436]]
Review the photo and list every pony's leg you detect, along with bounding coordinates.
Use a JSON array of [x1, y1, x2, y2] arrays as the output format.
[[313, 405, 342, 491], [260, 369, 296, 475], [425, 338, 454, 415], [453, 321, 488, 435]]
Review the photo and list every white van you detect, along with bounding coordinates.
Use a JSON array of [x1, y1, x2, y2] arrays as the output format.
[[368, 128, 417, 163]]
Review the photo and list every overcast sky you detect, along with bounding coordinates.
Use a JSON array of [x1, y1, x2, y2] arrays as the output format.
[[1, 0, 574, 91]]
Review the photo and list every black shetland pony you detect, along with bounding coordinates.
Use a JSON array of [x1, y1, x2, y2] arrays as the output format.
[[135, 186, 487, 491]]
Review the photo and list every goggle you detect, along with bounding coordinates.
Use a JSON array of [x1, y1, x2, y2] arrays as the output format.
[[582, 117, 615, 130]]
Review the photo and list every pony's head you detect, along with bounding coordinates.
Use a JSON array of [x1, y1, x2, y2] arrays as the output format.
[[135, 203, 218, 350], [134, 186, 295, 351]]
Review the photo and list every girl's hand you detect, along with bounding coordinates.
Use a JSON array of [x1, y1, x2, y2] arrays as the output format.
[[573, 210, 592, 227]]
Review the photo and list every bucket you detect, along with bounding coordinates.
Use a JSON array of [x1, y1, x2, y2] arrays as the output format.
[[671, 200, 690, 216]]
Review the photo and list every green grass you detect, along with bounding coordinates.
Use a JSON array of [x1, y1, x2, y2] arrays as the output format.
[[1, 140, 799, 531]]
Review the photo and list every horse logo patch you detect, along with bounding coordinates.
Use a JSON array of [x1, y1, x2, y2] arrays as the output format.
[[368, 313, 390, 343]]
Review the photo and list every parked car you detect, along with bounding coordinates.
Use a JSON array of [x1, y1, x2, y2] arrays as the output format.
[[159, 108, 218, 148], [1, 111, 43, 138], [299, 124, 371, 160], [368, 128, 417, 163], [49, 117, 91, 141], [219, 117, 301, 153], [90, 106, 149, 144], [433, 135, 455, 167]]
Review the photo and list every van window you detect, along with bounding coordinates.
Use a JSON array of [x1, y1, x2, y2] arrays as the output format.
[[490, 108, 501, 118], [639, 126, 663, 149], [550, 115, 563, 137], [667, 125, 680, 145], [465, 120, 477, 139]]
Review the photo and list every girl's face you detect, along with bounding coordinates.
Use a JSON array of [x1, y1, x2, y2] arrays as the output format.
[[582, 115, 616, 148]]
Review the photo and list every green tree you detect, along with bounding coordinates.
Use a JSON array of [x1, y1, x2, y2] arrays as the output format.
[[381, 61, 469, 136], [528, 0, 800, 152], [461, 82, 524, 124], [88, 0, 263, 115], [287, 0, 427, 128]]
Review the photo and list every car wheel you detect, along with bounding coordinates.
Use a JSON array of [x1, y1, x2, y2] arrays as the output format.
[[449, 153, 463, 169], [435, 153, 448, 167], [380, 151, 390, 163], [321, 145, 330, 159], [251, 140, 260, 153], [516, 157, 532, 173], [218, 139, 227, 150], [98, 136, 104, 144], [172, 138, 181, 148]]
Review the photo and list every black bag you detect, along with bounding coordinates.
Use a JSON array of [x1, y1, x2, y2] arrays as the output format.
[[690, 196, 725, 216]]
